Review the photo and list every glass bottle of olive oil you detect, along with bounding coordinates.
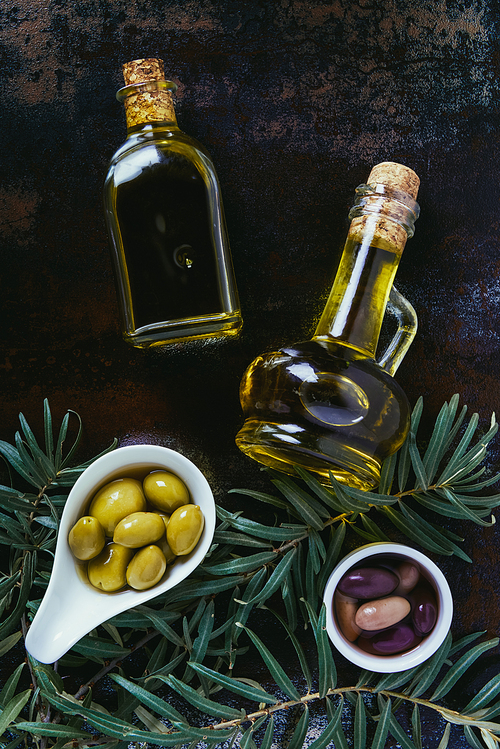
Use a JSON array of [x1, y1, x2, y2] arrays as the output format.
[[104, 58, 242, 348], [236, 162, 420, 490]]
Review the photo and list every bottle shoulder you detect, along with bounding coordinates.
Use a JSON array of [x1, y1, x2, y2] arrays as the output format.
[[108, 125, 212, 164], [247, 338, 397, 383], [281, 339, 368, 365], [104, 126, 219, 194]]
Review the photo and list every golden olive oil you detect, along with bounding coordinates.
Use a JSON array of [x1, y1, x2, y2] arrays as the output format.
[[112, 150, 224, 328]]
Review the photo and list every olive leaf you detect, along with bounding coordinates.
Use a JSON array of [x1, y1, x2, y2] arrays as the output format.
[[235, 623, 301, 701], [186, 662, 278, 704]]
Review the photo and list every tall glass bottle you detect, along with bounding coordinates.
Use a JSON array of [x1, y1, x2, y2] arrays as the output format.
[[104, 58, 242, 348], [236, 162, 420, 490]]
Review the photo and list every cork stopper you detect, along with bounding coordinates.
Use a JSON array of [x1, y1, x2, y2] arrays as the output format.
[[348, 161, 420, 254], [122, 58, 166, 86], [367, 162, 420, 201], [119, 58, 177, 129]]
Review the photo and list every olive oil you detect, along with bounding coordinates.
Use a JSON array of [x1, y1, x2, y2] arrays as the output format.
[[236, 162, 420, 490], [113, 153, 223, 328], [104, 58, 242, 347], [236, 338, 409, 490], [314, 239, 401, 356]]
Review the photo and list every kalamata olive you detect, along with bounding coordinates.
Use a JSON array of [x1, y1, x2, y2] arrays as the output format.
[[395, 561, 420, 594], [89, 478, 146, 535], [143, 471, 190, 513], [360, 623, 422, 655], [126, 545, 166, 590], [167, 504, 204, 556], [113, 511, 165, 548], [87, 543, 134, 592], [355, 595, 411, 631], [411, 581, 438, 635], [358, 625, 396, 639], [334, 591, 361, 642], [337, 566, 399, 599], [68, 516, 105, 561]]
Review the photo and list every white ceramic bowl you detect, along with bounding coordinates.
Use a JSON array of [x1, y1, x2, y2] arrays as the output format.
[[323, 542, 453, 673], [25, 444, 216, 664]]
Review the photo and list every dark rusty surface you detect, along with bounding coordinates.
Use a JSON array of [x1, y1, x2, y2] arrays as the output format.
[[1, 1, 500, 745]]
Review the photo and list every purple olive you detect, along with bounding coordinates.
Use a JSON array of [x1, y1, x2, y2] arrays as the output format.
[[411, 581, 438, 635], [368, 623, 422, 654], [358, 626, 389, 639], [358, 611, 412, 639], [337, 566, 399, 599]]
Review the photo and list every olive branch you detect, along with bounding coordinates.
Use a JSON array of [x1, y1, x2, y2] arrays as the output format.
[[0, 396, 498, 748]]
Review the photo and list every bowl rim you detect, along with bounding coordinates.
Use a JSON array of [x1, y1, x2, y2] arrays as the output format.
[[323, 542, 453, 673]]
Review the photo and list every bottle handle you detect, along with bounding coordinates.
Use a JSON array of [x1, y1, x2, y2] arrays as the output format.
[[377, 286, 418, 376]]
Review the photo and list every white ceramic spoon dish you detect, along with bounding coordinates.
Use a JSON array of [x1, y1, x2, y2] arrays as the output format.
[[25, 444, 216, 664]]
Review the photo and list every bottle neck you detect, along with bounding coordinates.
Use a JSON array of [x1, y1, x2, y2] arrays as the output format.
[[313, 184, 419, 359], [117, 80, 178, 132]]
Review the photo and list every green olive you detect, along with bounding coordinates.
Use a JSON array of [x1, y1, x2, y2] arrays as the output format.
[[68, 516, 106, 561], [157, 534, 177, 564], [87, 542, 134, 592], [126, 545, 167, 590], [89, 478, 147, 535], [113, 511, 165, 548], [143, 471, 190, 513], [166, 504, 204, 556]]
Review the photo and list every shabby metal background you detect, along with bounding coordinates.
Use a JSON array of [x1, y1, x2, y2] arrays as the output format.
[[1, 1, 499, 746]]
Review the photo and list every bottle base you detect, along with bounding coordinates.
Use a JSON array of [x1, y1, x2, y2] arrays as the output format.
[[235, 419, 381, 491], [123, 313, 243, 348]]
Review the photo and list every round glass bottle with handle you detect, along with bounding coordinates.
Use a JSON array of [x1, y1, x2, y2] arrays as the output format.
[[236, 162, 420, 490]]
